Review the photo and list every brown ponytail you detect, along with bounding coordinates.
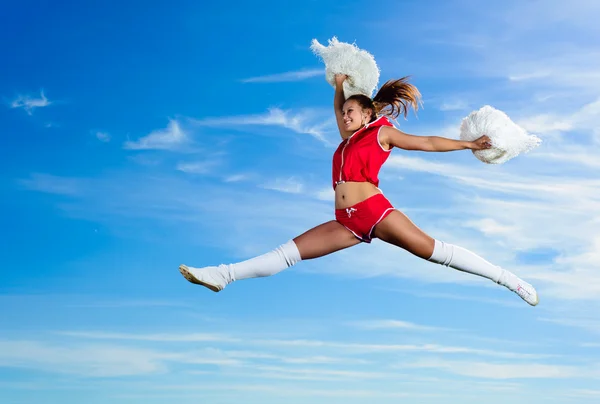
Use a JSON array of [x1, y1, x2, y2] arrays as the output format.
[[346, 76, 422, 122]]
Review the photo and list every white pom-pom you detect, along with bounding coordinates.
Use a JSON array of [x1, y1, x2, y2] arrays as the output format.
[[460, 105, 542, 164], [310, 37, 380, 98]]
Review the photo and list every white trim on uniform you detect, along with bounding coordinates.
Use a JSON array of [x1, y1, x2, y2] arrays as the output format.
[[367, 207, 395, 239], [377, 126, 392, 153]]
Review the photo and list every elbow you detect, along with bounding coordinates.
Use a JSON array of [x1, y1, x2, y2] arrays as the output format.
[[422, 138, 436, 152]]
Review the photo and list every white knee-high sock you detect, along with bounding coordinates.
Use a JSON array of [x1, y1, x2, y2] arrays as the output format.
[[428, 239, 518, 289], [227, 240, 302, 281]]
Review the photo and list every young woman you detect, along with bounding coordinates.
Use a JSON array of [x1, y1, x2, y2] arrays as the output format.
[[179, 74, 539, 306]]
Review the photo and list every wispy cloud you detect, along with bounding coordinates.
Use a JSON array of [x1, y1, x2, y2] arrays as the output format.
[[95, 131, 111, 142], [66, 299, 189, 309], [123, 119, 188, 151], [53, 329, 548, 360], [314, 187, 334, 201], [241, 68, 323, 83], [57, 331, 239, 343], [191, 107, 333, 145], [260, 177, 304, 194], [565, 389, 600, 399], [176, 160, 219, 175], [439, 99, 469, 111], [508, 71, 553, 82], [0, 340, 167, 377], [114, 384, 441, 400], [10, 90, 51, 115], [224, 174, 251, 183], [381, 287, 523, 309], [400, 358, 593, 380], [538, 316, 600, 335], [516, 98, 600, 135], [19, 173, 82, 196], [348, 319, 448, 332], [256, 338, 548, 359]]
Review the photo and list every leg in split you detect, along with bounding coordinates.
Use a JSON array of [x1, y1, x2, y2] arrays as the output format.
[[371, 210, 539, 306], [179, 220, 361, 292]]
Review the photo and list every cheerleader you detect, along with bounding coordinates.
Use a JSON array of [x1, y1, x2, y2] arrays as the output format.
[[179, 73, 538, 306]]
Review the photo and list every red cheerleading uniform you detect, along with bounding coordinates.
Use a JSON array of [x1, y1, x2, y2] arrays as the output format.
[[331, 116, 396, 243]]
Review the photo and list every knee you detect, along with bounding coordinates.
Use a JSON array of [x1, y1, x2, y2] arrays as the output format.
[[427, 239, 452, 265]]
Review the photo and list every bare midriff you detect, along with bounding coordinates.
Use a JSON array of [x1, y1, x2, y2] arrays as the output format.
[[334, 181, 382, 210]]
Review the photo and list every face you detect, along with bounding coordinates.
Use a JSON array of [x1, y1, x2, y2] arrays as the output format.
[[342, 99, 370, 132]]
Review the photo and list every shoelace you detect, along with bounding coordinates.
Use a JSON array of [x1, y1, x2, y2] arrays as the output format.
[[516, 284, 534, 300]]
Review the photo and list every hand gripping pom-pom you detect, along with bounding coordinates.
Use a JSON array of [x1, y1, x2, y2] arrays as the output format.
[[460, 105, 542, 164], [310, 37, 380, 98]]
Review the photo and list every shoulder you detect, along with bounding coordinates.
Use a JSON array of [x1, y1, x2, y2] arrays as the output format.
[[369, 115, 395, 129]]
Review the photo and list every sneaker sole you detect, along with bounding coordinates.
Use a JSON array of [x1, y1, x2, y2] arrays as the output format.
[[179, 264, 221, 293], [532, 295, 539, 306]]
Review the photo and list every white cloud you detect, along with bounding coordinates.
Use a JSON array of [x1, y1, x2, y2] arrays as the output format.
[[516, 97, 600, 136], [530, 151, 600, 169], [176, 160, 218, 175], [53, 329, 548, 361], [508, 71, 553, 82], [260, 177, 304, 194], [191, 107, 333, 145], [115, 384, 440, 400], [241, 364, 393, 381], [0, 340, 166, 377], [383, 288, 523, 309], [19, 173, 82, 196], [242, 68, 322, 83], [10, 90, 51, 115], [386, 154, 468, 177], [463, 218, 519, 237], [440, 99, 469, 111], [567, 389, 600, 398], [314, 187, 334, 201], [401, 358, 592, 380], [538, 316, 600, 335], [56, 331, 239, 343], [348, 319, 447, 332], [66, 299, 189, 309], [224, 174, 251, 183], [123, 119, 187, 151], [516, 114, 574, 134], [256, 338, 548, 359], [95, 131, 111, 142]]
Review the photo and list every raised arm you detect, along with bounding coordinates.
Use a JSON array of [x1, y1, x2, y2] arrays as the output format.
[[333, 74, 353, 139], [379, 126, 491, 152]]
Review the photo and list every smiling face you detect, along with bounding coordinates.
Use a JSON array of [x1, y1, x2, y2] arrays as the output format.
[[342, 99, 371, 132]]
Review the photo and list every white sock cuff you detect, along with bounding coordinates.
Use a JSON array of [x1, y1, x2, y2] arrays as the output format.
[[229, 239, 302, 282], [428, 239, 453, 266], [281, 239, 302, 266]]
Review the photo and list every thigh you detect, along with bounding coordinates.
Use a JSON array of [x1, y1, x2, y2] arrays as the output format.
[[293, 220, 362, 260], [371, 210, 435, 259]]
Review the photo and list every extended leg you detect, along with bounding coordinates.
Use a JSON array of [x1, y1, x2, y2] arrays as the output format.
[[180, 220, 361, 292], [372, 210, 539, 306]]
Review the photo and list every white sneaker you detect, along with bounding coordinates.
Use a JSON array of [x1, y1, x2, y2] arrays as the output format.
[[498, 270, 539, 306], [513, 279, 539, 306], [179, 264, 230, 292]]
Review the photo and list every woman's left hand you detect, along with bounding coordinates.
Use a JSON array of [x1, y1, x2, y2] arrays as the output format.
[[471, 135, 492, 150]]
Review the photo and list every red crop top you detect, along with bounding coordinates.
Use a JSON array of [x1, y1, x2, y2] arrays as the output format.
[[332, 115, 394, 189]]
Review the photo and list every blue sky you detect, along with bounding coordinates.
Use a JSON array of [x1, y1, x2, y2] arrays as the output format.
[[2, 0, 600, 403]]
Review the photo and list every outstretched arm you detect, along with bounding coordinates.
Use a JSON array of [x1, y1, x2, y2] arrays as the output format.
[[379, 126, 491, 152], [333, 74, 353, 139]]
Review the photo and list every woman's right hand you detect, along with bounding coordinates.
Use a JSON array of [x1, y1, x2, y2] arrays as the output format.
[[334, 73, 348, 86]]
